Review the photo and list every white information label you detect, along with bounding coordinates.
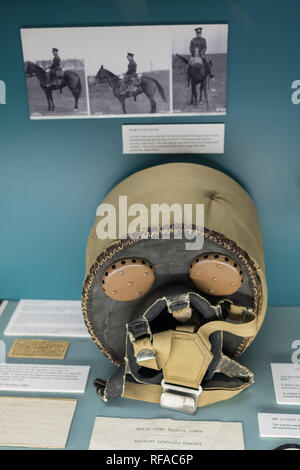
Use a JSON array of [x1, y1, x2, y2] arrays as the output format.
[[258, 413, 300, 438], [122, 123, 225, 154], [0, 397, 77, 448], [0, 341, 5, 363], [0, 300, 8, 317], [271, 363, 300, 404], [0, 363, 90, 393], [89, 417, 244, 450], [4, 299, 90, 337]]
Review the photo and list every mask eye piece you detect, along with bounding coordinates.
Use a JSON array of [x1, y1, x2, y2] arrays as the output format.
[[101, 258, 155, 301], [189, 253, 243, 296]]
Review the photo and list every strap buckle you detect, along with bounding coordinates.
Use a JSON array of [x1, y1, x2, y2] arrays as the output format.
[[128, 320, 149, 341], [136, 349, 156, 363], [160, 379, 202, 414]]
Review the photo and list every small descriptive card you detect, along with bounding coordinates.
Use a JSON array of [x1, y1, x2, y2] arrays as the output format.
[[271, 363, 300, 405], [122, 124, 225, 154], [8, 339, 70, 360], [258, 413, 300, 438], [0, 397, 77, 448], [4, 300, 90, 337], [89, 417, 244, 450], [0, 364, 90, 393], [0, 300, 8, 317]]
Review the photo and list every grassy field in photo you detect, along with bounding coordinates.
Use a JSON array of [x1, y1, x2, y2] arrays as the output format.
[[89, 69, 170, 115], [172, 53, 227, 114], [26, 69, 88, 117]]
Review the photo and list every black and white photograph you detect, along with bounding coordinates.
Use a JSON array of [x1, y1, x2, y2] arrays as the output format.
[[84, 26, 170, 116], [172, 24, 228, 114], [21, 28, 89, 117], [20, 24, 228, 120]]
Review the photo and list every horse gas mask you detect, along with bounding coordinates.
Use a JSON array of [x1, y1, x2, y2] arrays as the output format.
[[82, 163, 267, 414]]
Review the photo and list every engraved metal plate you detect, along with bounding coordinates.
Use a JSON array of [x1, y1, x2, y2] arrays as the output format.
[[160, 379, 202, 414]]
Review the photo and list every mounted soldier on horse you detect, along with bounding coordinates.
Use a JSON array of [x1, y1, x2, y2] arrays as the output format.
[[95, 64, 166, 114], [119, 53, 142, 99], [46, 48, 64, 89], [188, 27, 214, 83], [25, 50, 82, 112], [176, 26, 214, 109]]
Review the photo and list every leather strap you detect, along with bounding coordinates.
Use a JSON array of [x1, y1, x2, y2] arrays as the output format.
[[198, 314, 258, 342], [122, 353, 254, 408], [123, 381, 251, 407], [130, 313, 256, 380], [95, 306, 258, 409]]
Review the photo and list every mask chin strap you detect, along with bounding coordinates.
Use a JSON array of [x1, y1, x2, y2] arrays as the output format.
[[95, 305, 257, 415]]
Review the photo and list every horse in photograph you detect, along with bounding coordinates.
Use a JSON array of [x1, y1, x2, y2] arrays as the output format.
[[95, 66, 166, 114], [25, 61, 82, 111], [176, 54, 210, 110]]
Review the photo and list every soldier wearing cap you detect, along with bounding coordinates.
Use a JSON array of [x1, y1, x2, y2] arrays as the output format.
[[190, 27, 214, 78], [120, 52, 138, 96], [46, 48, 62, 87], [125, 52, 137, 76]]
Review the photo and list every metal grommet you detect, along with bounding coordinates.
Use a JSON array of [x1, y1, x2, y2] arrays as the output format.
[[101, 258, 155, 301], [189, 253, 243, 296]]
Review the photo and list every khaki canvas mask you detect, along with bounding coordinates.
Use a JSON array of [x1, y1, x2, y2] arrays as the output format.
[[82, 163, 267, 414]]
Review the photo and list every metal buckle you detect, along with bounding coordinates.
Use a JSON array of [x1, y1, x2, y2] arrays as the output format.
[[160, 379, 202, 414], [136, 349, 155, 363]]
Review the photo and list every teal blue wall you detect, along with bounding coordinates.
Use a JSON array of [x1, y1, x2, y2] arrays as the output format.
[[0, 0, 300, 304]]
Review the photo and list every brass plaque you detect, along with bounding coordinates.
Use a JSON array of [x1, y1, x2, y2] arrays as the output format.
[[8, 339, 69, 360]]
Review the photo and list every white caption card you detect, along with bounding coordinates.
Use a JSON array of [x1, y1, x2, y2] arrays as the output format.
[[4, 299, 90, 337], [271, 363, 300, 404], [0, 300, 8, 317], [0, 364, 90, 393], [122, 123, 225, 154], [0, 341, 6, 363], [0, 397, 77, 448], [89, 417, 244, 450], [258, 413, 300, 438]]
